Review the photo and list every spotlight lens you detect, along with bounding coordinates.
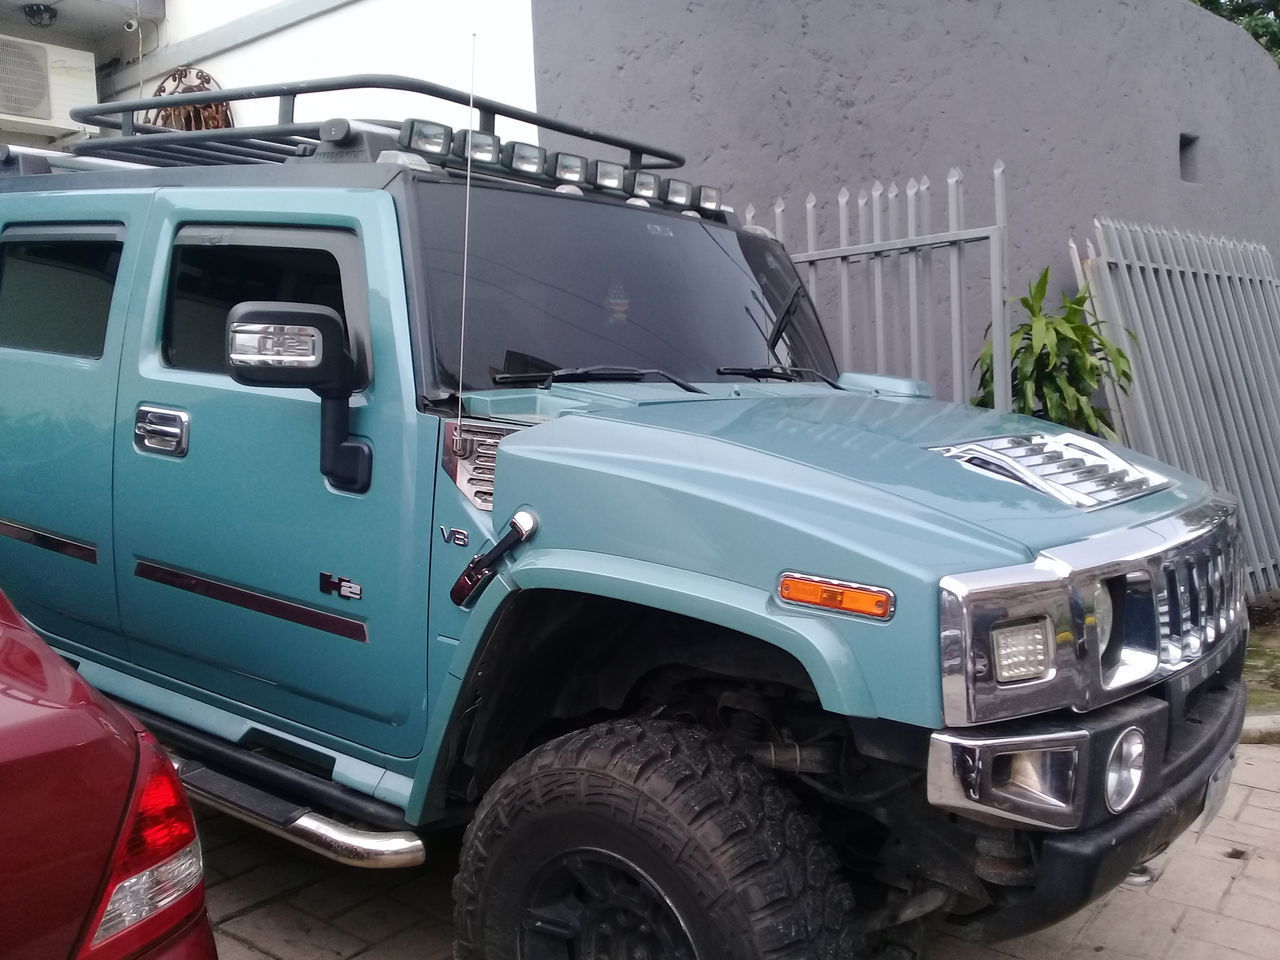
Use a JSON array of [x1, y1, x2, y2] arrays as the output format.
[[502, 141, 546, 174], [590, 160, 626, 190], [403, 120, 452, 155], [453, 130, 500, 164], [549, 153, 586, 182], [662, 178, 693, 206], [627, 171, 660, 198], [1105, 727, 1145, 812]]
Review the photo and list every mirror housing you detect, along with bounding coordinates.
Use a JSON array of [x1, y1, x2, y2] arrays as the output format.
[[226, 301, 354, 398], [226, 302, 372, 493]]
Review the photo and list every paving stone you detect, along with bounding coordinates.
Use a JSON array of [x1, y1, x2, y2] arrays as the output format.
[[923, 935, 1018, 959], [1165, 937, 1260, 960], [1062, 945, 1146, 960], [1201, 813, 1280, 850], [332, 895, 427, 942], [1246, 787, 1280, 812], [221, 903, 367, 960], [1241, 846, 1280, 884], [1077, 890, 1184, 958], [1230, 875, 1280, 905], [1219, 782, 1252, 821], [981, 898, 1100, 960], [1237, 803, 1280, 833], [1146, 847, 1242, 908], [1176, 906, 1280, 958], [1219, 889, 1280, 929], [206, 855, 331, 922], [290, 870, 409, 920], [1232, 754, 1280, 793], [347, 921, 454, 960], [1167, 830, 1255, 864], [205, 836, 291, 879], [196, 811, 256, 851], [214, 932, 279, 960]]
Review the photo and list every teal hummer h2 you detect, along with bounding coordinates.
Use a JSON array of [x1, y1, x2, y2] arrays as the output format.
[[0, 77, 1246, 958]]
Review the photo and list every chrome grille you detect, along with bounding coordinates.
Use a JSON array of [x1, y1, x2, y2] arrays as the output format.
[[1157, 533, 1240, 661], [443, 420, 520, 511], [931, 433, 1169, 508]]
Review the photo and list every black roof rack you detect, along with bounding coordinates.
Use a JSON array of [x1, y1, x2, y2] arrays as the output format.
[[70, 74, 685, 172]]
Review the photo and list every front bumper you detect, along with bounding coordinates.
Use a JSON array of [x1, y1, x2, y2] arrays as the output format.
[[940, 630, 1245, 942]]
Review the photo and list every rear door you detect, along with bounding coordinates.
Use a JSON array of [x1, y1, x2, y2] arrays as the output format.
[[0, 193, 152, 659], [112, 189, 436, 759]]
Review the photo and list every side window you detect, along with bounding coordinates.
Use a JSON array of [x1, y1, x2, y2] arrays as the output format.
[[0, 237, 122, 358], [163, 241, 346, 374]]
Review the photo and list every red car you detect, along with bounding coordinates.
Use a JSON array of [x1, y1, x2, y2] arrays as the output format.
[[0, 587, 217, 960]]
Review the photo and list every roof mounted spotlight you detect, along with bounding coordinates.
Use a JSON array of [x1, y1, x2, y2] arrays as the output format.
[[547, 152, 587, 183], [625, 170, 660, 199], [399, 119, 453, 156], [660, 178, 693, 207], [588, 159, 626, 191], [24, 4, 57, 27], [694, 185, 722, 212], [500, 141, 546, 175], [452, 129, 500, 164]]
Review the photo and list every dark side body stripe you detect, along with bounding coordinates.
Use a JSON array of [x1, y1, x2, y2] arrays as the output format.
[[134, 560, 368, 643], [0, 517, 97, 564]]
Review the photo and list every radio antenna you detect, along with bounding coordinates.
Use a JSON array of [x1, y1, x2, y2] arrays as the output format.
[[455, 32, 478, 446]]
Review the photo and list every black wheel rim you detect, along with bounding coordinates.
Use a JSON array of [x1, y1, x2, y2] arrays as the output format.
[[519, 847, 698, 960]]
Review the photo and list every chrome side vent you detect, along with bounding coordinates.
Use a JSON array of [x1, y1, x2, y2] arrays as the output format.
[[930, 433, 1169, 509], [443, 420, 520, 511]]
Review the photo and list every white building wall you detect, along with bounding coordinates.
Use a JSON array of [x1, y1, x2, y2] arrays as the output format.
[[146, 0, 540, 141]]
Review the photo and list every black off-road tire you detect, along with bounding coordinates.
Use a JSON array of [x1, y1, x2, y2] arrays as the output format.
[[453, 718, 857, 959]]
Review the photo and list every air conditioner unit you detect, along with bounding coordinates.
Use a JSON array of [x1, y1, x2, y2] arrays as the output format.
[[0, 35, 96, 138]]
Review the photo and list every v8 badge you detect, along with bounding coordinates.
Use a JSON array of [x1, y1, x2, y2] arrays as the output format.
[[320, 572, 363, 600]]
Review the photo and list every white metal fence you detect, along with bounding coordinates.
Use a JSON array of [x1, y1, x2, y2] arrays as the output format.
[[746, 161, 1011, 408], [1073, 219, 1280, 595]]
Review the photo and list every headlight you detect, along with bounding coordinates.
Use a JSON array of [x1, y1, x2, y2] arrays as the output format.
[[991, 618, 1053, 683], [1105, 727, 1145, 812], [1092, 580, 1114, 658]]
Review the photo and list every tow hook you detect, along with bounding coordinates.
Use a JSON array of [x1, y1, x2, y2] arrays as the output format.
[[450, 509, 537, 607]]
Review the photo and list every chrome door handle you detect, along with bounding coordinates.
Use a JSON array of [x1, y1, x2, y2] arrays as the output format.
[[134, 405, 190, 457]]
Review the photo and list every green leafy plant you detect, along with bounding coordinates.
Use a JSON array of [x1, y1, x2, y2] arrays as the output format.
[[973, 268, 1133, 438]]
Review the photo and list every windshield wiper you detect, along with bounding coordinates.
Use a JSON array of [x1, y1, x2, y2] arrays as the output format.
[[766, 284, 806, 351], [492, 365, 706, 394], [716, 366, 846, 390]]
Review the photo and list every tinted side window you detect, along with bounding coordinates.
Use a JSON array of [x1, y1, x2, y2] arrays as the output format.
[[164, 244, 345, 374], [0, 241, 121, 358]]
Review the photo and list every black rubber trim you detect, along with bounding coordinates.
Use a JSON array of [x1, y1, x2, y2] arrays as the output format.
[[0, 517, 96, 564], [134, 560, 367, 642], [947, 678, 1246, 942], [122, 702, 414, 831]]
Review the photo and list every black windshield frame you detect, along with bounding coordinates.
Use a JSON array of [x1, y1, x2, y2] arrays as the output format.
[[410, 180, 837, 400]]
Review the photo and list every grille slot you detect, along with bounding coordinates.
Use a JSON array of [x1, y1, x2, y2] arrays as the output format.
[[443, 421, 520, 511], [931, 433, 1169, 508]]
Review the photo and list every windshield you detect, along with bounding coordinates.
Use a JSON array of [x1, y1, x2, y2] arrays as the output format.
[[416, 182, 837, 393]]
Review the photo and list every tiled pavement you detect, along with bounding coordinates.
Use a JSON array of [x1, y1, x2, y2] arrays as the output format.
[[203, 744, 1280, 960]]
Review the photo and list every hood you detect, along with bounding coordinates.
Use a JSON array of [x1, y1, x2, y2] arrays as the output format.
[[526, 385, 1208, 558]]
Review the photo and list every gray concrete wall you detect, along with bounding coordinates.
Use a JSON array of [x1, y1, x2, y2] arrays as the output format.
[[531, 0, 1280, 376]]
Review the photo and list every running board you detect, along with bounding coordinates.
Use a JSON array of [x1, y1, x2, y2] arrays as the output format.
[[172, 754, 425, 869]]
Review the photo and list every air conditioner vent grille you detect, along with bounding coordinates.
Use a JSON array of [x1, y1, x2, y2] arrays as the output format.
[[0, 39, 50, 119]]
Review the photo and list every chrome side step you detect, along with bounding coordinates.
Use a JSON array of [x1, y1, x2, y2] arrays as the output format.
[[172, 754, 425, 869]]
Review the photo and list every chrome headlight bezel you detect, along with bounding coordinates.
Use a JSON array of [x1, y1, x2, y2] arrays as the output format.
[[941, 501, 1243, 726]]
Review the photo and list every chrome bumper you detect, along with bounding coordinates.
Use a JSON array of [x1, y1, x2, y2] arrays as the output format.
[[928, 618, 1246, 830]]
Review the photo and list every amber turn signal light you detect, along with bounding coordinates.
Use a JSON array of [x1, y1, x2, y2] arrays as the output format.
[[778, 573, 895, 620]]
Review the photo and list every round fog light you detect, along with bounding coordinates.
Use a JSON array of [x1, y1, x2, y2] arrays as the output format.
[[1105, 727, 1146, 813]]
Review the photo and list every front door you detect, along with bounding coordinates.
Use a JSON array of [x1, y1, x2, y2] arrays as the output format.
[[112, 193, 435, 759]]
